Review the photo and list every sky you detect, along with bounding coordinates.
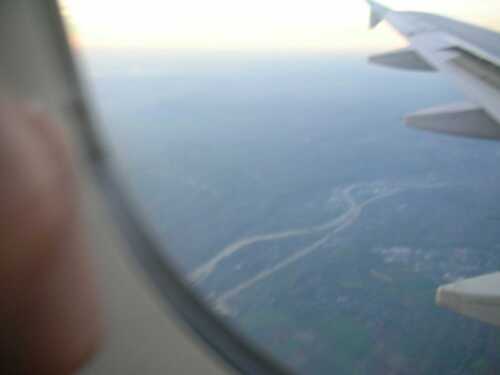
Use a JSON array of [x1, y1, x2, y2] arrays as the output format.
[[60, 0, 500, 52]]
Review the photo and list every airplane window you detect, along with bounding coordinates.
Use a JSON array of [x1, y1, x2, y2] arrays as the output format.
[[61, 1, 500, 373]]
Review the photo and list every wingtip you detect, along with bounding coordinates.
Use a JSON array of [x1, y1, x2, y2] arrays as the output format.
[[435, 272, 500, 327], [370, 12, 382, 29], [367, 0, 390, 12], [368, 0, 390, 29]]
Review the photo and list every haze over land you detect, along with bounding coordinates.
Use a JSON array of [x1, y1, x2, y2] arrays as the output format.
[[82, 48, 500, 374]]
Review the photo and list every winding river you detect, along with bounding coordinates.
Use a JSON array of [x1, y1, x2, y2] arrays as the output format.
[[190, 181, 442, 313]]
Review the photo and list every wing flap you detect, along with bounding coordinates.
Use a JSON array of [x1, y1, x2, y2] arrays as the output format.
[[436, 272, 500, 327], [405, 102, 500, 140], [369, 48, 436, 72]]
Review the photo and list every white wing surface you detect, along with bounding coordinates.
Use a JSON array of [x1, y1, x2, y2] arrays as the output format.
[[367, 0, 500, 140]]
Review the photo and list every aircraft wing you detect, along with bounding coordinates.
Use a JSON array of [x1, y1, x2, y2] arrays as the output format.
[[367, 1, 500, 327], [367, 0, 500, 140]]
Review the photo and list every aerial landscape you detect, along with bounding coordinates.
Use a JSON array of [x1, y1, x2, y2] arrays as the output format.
[[83, 49, 500, 374]]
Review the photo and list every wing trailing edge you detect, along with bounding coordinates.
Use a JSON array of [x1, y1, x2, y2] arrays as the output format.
[[405, 102, 500, 140], [369, 48, 436, 72], [437, 273, 500, 327]]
